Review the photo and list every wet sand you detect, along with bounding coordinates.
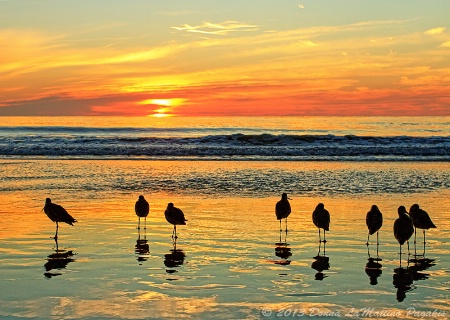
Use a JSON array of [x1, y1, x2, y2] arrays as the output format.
[[0, 160, 449, 319]]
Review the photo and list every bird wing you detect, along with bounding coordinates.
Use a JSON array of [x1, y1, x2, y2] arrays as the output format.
[[323, 209, 330, 231], [135, 200, 149, 217], [275, 201, 291, 219], [173, 207, 187, 223], [54, 204, 77, 225]]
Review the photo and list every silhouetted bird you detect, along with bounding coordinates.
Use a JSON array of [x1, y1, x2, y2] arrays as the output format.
[[312, 203, 330, 243], [43, 198, 76, 239], [393, 206, 414, 264], [275, 193, 291, 232], [135, 195, 150, 229], [164, 203, 187, 239], [366, 205, 383, 245], [408, 204, 436, 251]]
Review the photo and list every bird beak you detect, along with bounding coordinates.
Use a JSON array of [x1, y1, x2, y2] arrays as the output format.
[[288, 197, 292, 200]]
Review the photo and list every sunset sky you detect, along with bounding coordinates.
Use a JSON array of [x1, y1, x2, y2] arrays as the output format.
[[1, 1, 449, 116]]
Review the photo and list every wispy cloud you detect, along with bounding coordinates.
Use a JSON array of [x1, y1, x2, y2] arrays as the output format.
[[440, 41, 450, 47], [172, 21, 259, 35], [424, 27, 446, 35]]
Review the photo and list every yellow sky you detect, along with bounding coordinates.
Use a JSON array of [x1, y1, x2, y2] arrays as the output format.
[[0, 1, 449, 116]]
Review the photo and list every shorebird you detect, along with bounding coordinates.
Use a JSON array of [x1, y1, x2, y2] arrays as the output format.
[[312, 203, 330, 243], [43, 198, 77, 239], [135, 195, 150, 229], [366, 205, 383, 246], [409, 204, 436, 242], [409, 204, 436, 255], [393, 206, 414, 263], [275, 193, 291, 232], [164, 203, 187, 239]]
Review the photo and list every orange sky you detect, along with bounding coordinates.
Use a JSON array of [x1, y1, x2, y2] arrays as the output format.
[[1, 1, 449, 116]]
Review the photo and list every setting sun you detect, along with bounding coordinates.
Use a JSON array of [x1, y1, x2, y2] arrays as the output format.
[[152, 107, 172, 117], [139, 98, 186, 117]]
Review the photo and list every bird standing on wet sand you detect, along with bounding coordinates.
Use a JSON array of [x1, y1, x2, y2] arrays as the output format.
[[43, 198, 77, 239], [408, 204, 436, 253], [366, 205, 383, 245], [135, 195, 150, 229], [393, 206, 414, 262], [312, 203, 330, 243], [164, 203, 187, 239], [275, 193, 291, 232]]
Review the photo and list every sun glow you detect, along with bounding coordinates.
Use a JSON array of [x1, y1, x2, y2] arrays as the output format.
[[140, 98, 185, 107], [138, 98, 186, 117], [152, 107, 172, 117]]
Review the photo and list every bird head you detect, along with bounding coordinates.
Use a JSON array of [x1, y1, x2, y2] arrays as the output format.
[[410, 204, 419, 212], [398, 206, 408, 217], [45, 198, 52, 204], [371, 204, 379, 211], [138, 195, 145, 200], [317, 203, 325, 209], [167, 203, 174, 208], [282, 193, 291, 200]]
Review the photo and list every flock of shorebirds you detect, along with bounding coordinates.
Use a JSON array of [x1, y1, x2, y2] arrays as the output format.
[[42, 196, 187, 240], [274, 193, 436, 264], [43, 193, 436, 263]]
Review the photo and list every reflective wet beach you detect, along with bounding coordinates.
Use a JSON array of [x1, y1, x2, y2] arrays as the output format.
[[0, 160, 449, 319]]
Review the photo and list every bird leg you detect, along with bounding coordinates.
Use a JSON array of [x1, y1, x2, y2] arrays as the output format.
[[54, 236, 59, 251], [399, 244, 402, 267], [318, 229, 322, 243], [285, 218, 288, 233], [144, 217, 147, 230], [423, 230, 426, 257], [173, 225, 178, 239], [407, 240, 411, 257], [323, 230, 327, 243], [414, 228, 417, 256], [54, 222, 59, 240], [366, 233, 370, 246], [279, 220, 282, 232], [137, 217, 141, 230], [376, 231, 380, 258]]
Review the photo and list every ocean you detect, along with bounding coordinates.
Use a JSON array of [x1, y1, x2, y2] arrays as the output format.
[[0, 116, 449, 319], [0, 116, 448, 161]]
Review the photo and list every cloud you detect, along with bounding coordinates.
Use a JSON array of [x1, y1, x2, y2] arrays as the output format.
[[298, 4, 305, 9], [424, 27, 446, 35], [172, 21, 259, 35], [440, 41, 450, 47]]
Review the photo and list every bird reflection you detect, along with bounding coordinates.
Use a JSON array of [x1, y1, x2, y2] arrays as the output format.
[[311, 241, 330, 280], [409, 256, 436, 282], [392, 252, 436, 302], [135, 227, 150, 264], [366, 232, 383, 285], [365, 258, 382, 285], [274, 229, 292, 265], [44, 237, 76, 278], [164, 238, 185, 276], [393, 267, 414, 302]]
